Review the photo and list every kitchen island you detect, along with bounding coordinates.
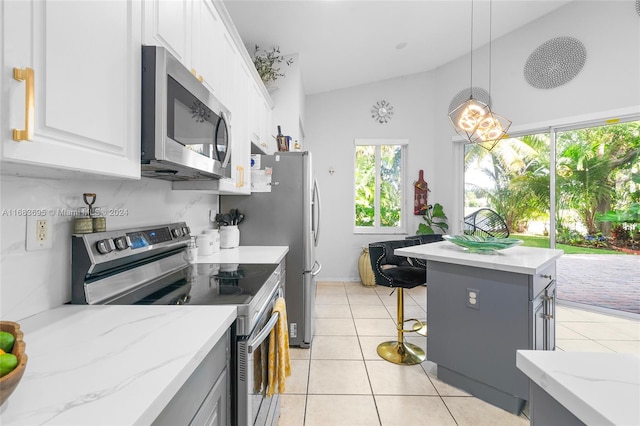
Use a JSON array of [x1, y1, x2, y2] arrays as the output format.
[[0, 305, 236, 425], [396, 240, 563, 414], [517, 350, 640, 426]]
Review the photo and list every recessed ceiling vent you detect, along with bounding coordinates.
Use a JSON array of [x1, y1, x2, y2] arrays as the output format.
[[524, 36, 586, 89]]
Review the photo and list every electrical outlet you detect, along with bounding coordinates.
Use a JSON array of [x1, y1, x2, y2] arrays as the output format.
[[26, 214, 53, 251], [466, 288, 480, 309]]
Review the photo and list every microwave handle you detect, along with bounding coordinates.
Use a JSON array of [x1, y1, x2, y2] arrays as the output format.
[[220, 112, 232, 169], [247, 311, 279, 353]]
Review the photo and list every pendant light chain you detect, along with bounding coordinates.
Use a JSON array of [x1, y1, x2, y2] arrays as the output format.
[[469, 0, 474, 99], [488, 0, 492, 106]]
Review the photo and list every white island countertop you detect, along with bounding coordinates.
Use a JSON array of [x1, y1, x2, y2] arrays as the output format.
[[0, 305, 236, 425], [395, 240, 563, 275], [195, 245, 288, 264], [516, 350, 640, 426]]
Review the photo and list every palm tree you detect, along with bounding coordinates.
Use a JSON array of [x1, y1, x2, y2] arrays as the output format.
[[556, 123, 640, 235], [464, 134, 549, 232]]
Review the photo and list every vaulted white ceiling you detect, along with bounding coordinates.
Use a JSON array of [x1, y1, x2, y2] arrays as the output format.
[[224, 0, 574, 95]]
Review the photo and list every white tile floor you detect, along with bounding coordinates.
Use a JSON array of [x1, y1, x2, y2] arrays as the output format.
[[277, 281, 640, 426]]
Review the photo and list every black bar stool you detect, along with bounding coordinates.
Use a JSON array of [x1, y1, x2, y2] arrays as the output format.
[[368, 238, 434, 365]]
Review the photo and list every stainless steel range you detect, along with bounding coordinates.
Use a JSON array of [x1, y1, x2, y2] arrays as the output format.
[[71, 222, 284, 426]]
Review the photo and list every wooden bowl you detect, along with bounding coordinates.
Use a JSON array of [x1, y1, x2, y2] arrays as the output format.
[[0, 321, 28, 406]]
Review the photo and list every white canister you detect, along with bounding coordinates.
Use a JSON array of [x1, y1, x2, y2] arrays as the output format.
[[203, 229, 220, 253], [184, 237, 198, 263], [197, 233, 215, 256], [219, 225, 239, 249]]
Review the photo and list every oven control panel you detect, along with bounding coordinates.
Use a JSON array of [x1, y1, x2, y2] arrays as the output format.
[[127, 226, 174, 249], [74, 222, 191, 260]]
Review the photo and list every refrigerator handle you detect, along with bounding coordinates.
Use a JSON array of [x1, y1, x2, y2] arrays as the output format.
[[311, 261, 322, 276], [313, 178, 321, 247]]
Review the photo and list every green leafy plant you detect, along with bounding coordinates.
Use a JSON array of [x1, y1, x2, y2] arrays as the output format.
[[252, 45, 293, 85], [417, 203, 449, 235], [610, 224, 631, 242]]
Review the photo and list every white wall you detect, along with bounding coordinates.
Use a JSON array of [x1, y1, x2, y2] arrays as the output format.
[[306, 72, 437, 281], [306, 0, 640, 281], [0, 176, 218, 320]]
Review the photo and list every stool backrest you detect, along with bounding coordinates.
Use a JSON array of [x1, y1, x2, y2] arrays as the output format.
[[368, 240, 418, 286]]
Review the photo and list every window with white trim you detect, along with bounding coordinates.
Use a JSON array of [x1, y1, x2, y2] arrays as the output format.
[[354, 139, 407, 234]]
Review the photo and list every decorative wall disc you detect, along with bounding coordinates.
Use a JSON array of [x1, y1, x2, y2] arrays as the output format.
[[371, 100, 394, 124], [448, 87, 491, 113], [524, 36, 586, 89]]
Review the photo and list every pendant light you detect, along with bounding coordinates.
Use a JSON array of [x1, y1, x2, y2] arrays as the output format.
[[448, 0, 511, 151]]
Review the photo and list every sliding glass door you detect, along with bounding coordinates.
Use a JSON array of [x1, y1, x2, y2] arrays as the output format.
[[463, 118, 640, 315], [464, 132, 551, 246]]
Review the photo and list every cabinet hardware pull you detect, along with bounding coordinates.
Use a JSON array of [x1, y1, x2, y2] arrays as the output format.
[[237, 166, 244, 187], [190, 69, 204, 83], [540, 274, 552, 279], [542, 295, 554, 301], [543, 314, 554, 320], [12, 67, 35, 141]]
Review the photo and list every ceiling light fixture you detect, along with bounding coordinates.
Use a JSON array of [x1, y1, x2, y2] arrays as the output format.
[[448, 0, 511, 151]]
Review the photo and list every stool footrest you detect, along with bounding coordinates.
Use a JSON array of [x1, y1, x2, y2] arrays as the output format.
[[400, 318, 427, 336]]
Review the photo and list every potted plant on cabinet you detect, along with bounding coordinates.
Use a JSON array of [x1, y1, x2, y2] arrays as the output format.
[[417, 203, 448, 235], [251, 45, 293, 90]]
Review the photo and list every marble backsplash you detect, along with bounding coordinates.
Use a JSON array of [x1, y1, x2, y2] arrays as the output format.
[[0, 175, 220, 321]]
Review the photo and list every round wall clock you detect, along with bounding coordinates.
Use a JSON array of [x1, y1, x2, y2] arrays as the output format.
[[371, 100, 394, 124]]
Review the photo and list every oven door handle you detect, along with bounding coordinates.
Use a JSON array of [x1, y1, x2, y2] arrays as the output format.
[[247, 311, 279, 353]]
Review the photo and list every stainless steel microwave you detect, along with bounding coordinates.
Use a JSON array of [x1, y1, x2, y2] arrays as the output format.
[[141, 46, 231, 180]]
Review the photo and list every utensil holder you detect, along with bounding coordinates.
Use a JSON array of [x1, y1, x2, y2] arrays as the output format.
[[220, 225, 239, 249]]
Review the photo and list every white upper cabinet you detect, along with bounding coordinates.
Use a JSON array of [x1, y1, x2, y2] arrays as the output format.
[[215, 49, 250, 194], [2, 0, 141, 179], [248, 80, 275, 155], [261, 96, 276, 154], [143, 0, 190, 64], [190, 0, 224, 98]]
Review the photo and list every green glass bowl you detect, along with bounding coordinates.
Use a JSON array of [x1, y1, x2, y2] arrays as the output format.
[[443, 235, 524, 253]]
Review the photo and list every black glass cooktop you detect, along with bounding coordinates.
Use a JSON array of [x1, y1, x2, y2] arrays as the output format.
[[110, 263, 278, 306]]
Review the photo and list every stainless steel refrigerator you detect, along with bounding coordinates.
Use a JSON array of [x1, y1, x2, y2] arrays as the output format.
[[220, 151, 321, 347]]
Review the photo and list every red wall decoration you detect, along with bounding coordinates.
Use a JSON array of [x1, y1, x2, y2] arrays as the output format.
[[414, 169, 429, 215]]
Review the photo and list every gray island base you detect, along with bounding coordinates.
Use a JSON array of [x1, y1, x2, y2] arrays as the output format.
[[395, 241, 563, 415]]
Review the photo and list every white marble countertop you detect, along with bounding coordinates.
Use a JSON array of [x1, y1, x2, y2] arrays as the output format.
[[395, 240, 563, 275], [0, 305, 236, 425], [195, 245, 288, 264], [516, 350, 640, 426]]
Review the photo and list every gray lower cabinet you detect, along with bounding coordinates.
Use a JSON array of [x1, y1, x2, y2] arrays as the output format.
[[529, 382, 586, 426], [532, 281, 556, 351], [426, 261, 556, 414], [153, 328, 231, 426]]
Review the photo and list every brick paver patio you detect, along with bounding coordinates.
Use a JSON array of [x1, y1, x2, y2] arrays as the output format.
[[556, 254, 640, 314]]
